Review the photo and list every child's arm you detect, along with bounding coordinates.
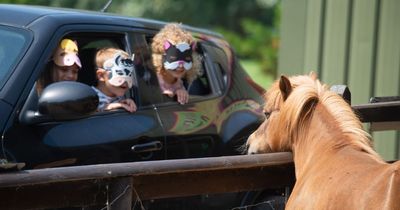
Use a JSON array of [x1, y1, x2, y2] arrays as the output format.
[[104, 98, 137, 113], [175, 88, 189, 105]]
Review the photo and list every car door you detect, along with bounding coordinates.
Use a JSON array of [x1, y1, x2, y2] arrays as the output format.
[[135, 32, 227, 160], [3, 25, 165, 169]]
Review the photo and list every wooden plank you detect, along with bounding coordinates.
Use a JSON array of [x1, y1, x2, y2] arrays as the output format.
[[109, 177, 133, 210], [372, 0, 400, 160], [321, 0, 350, 84], [278, 0, 307, 75], [347, 0, 377, 105], [0, 153, 294, 209], [0, 180, 108, 210], [132, 163, 294, 200]]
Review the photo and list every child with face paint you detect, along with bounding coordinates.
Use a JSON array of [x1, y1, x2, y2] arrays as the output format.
[[37, 38, 82, 94], [151, 23, 202, 105], [92, 48, 137, 113]]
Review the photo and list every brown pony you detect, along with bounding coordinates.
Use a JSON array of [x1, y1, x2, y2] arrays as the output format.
[[247, 73, 400, 210]]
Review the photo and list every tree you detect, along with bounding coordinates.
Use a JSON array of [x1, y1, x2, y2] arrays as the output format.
[[2, 0, 280, 76]]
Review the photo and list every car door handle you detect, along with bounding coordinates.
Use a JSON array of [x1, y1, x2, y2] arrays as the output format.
[[131, 141, 162, 153]]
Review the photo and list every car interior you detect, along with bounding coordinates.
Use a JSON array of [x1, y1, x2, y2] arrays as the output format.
[[20, 31, 216, 123]]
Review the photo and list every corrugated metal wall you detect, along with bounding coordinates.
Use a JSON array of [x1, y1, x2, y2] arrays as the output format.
[[278, 0, 400, 160]]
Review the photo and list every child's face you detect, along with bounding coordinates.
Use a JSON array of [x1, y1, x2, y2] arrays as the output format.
[[163, 41, 193, 78], [166, 65, 186, 78], [52, 63, 79, 82], [98, 52, 134, 97], [52, 38, 81, 82], [103, 78, 129, 97], [103, 53, 134, 88]]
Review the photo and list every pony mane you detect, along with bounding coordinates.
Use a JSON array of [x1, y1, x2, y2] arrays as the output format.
[[265, 74, 381, 160]]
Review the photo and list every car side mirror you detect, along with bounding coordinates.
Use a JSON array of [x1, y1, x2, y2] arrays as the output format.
[[38, 81, 99, 120]]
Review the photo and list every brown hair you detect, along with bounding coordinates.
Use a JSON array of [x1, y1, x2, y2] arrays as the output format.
[[36, 62, 55, 94]]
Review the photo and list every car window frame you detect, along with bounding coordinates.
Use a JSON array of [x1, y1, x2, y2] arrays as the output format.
[[18, 24, 153, 124], [0, 25, 32, 92], [197, 42, 229, 97], [136, 32, 226, 107]]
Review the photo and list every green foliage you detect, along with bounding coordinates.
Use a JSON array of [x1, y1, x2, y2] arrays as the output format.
[[2, 0, 280, 77], [241, 59, 274, 89], [216, 17, 279, 77]]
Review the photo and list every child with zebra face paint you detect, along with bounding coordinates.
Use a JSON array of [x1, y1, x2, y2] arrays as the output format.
[[151, 23, 202, 105]]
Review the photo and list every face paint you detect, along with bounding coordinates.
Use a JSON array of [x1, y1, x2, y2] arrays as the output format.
[[102, 53, 135, 88], [163, 41, 193, 71]]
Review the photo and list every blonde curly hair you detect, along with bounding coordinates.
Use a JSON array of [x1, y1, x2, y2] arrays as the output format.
[[151, 23, 202, 84]]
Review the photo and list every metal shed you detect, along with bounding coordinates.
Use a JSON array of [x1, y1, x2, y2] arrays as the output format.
[[278, 0, 400, 160]]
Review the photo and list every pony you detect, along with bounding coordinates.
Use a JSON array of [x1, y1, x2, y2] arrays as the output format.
[[246, 72, 400, 210]]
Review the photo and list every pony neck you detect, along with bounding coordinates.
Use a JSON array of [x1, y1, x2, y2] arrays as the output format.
[[291, 103, 368, 177]]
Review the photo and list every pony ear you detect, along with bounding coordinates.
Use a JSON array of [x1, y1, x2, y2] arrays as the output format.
[[279, 75, 292, 101], [309, 71, 318, 80]]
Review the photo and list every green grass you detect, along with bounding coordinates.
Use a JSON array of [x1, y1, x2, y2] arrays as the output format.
[[240, 59, 274, 90]]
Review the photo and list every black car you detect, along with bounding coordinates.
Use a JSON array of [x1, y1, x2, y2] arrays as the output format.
[[0, 4, 282, 209]]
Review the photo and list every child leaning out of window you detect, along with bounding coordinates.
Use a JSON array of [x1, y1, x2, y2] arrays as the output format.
[[92, 47, 137, 113]]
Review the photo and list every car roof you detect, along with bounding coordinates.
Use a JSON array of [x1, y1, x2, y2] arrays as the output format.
[[0, 4, 223, 38]]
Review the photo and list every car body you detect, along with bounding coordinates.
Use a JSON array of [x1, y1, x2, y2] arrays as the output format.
[[0, 4, 272, 209]]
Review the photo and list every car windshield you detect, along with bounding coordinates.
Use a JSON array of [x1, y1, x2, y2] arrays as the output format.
[[0, 25, 30, 89]]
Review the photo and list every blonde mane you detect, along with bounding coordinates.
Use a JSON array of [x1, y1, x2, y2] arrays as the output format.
[[266, 74, 381, 160], [248, 73, 399, 209]]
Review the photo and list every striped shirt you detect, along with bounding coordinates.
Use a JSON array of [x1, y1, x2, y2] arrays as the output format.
[[92, 86, 124, 111]]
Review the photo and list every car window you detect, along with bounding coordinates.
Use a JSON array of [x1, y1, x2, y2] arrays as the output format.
[[130, 34, 176, 106], [0, 25, 30, 90], [199, 43, 229, 94], [81, 39, 119, 50], [76, 34, 125, 87], [186, 43, 211, 96], [20, 32, 132, 124], [139, 35, 212, 106]]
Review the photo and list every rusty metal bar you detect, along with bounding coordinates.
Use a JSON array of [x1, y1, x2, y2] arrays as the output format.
[[0, 152, 294, 210]]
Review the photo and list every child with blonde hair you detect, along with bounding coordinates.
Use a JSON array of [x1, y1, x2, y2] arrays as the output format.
[[92, 48, 137, 112], [151, 23, 202, 104]]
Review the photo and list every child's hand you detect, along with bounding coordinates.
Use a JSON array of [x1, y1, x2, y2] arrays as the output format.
[[104, 99, 137, 113], [175, 88, 189, 105], [119, 98, 137, 112]]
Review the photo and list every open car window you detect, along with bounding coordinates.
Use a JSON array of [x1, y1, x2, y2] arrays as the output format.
[[74, 33, 126, 87], [138, 34, 213, 106], [19, 31, 135, 124]]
